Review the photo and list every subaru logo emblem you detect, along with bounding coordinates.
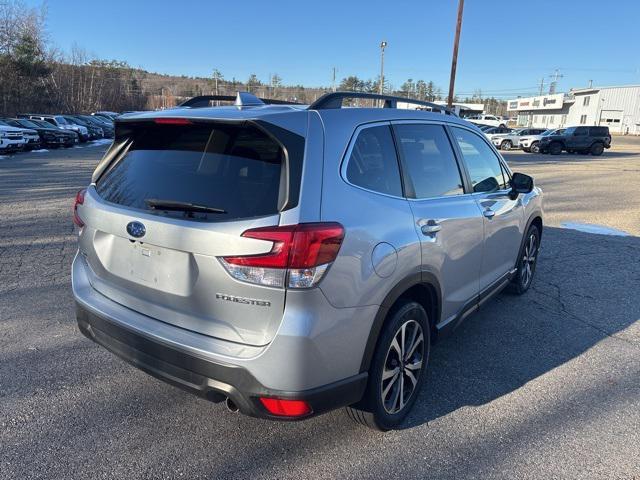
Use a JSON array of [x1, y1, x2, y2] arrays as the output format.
[[126, 221, 146, 238]]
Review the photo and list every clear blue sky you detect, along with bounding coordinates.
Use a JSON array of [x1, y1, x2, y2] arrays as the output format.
[[27, 0, 640, 98]]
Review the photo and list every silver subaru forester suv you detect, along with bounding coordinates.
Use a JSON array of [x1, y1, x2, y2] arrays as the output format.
[[72, 92, 543, 430]]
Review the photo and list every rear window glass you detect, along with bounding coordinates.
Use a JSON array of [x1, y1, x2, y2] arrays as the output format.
[[96, 123, 287, 221], [589, 126, 609, 136]]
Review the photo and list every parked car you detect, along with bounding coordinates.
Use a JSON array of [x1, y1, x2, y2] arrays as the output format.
[[466, 114, 507, 128], [539, 126, 611, 155], [63, 115, 104, 140], [519, 128, 565, 153], [76, 114, 114, 138], [482, 126, 513, 141], [19, 114, 90, 142], [0, 120, 41, 150], [22, 118, 77, 147], [490, 128, 547, 150], [93, 111, 119, 120], [4, 118, 74, 148], [0, 125, 26, 153], [72, 91, 543, 430]]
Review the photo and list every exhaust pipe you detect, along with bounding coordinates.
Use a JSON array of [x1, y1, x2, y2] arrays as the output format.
[[225, 397, 239, 413]]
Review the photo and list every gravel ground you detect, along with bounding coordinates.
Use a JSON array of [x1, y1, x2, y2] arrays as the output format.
[[1, 140, 639, 479]]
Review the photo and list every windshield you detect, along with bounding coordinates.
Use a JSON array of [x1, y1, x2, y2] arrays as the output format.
[[15, 119, 41, 129], [31, 119, 55, 128]]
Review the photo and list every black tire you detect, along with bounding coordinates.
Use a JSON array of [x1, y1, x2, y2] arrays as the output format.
[[509, 224, 540, 295], [549, 142, 562, 155], [499, 123, 506, 128], [346, 300, 430, 431], [590, 142, 604, 156], [501, 140, 513, 151], [530, 142, 540, 153]]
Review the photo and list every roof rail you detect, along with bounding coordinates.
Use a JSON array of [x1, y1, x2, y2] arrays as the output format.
[[179, 92, 303, 108], [308, 91, 456, 115]]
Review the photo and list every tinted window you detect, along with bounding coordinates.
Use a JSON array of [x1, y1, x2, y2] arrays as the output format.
[[574, 127, 589, 136], [589, 127, 609, 136], [346, 125, 402, 196], [395, 124, 463, 199], [452, 127, 507, 192], [96, 123, 289, 221]]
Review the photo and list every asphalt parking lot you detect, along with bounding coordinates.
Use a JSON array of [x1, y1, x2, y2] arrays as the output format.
[[1, 139, 639, 479]]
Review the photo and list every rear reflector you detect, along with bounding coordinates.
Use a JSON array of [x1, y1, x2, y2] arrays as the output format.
[[220, 223, 344, 288], [259, 398, 312, 417], [73, 188, 86, 227], [154, 118, 192, 125]]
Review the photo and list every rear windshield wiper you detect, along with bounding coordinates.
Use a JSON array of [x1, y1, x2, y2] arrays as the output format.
[[145, 199, 227, 214]]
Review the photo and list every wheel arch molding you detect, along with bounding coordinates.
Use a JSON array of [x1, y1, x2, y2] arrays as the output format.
[[358, 272, 442, 374]]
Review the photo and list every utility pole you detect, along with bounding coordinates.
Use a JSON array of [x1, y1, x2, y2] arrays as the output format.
[[379, 41, 387, 95], [447, 0, 464, 108], [549, 68, 563, 95], [332, 67, 337, 92], [538, 77, 545, 96]]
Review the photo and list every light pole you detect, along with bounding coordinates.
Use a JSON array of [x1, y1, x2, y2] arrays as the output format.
[[379, 41, 387, 95]]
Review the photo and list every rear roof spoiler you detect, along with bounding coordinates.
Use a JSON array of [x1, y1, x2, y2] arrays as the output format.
[[179, 92, 303, 108]]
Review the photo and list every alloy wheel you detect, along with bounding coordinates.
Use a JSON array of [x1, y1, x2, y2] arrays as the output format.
[[521, 233, 538, 288], [381, 320, 424, 414]]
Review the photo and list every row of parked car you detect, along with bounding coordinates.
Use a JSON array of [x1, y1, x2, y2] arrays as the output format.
[[0, 111, 118, 154], [475, 124, 612, 156]]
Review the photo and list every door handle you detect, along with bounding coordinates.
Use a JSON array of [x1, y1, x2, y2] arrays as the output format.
[[483, 209, 496, 219], [420, 220, 442, 235]]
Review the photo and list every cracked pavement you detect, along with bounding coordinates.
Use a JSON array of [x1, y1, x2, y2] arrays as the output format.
[[1, 141, 639, 479]]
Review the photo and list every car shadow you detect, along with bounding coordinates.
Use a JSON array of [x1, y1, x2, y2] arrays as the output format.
[[503, 149, 639, 165], [401, 225, 639, 429]]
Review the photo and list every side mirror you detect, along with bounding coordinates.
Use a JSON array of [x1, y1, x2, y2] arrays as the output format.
[[510, 172, 534, 198]]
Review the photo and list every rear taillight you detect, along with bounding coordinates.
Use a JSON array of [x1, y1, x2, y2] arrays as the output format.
[[73, 188, 86, 227], [220, 223, 344, 289], [259, 397, 312, 417]]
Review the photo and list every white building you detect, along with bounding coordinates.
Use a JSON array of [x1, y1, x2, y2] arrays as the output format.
[[507, 84, 640, 134]]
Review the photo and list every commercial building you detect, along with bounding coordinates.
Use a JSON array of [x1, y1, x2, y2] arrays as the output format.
[[507, 84, 640, 134]]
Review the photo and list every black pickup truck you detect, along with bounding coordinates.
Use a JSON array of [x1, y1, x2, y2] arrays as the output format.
[[539, 126, 611, 155]]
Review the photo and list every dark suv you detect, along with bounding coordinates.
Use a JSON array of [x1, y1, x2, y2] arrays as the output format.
[[539, 126, 611, 155]]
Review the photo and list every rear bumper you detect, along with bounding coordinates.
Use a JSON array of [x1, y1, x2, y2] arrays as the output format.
[[72, 252, 369, 420], [76, 303, 366, 420]]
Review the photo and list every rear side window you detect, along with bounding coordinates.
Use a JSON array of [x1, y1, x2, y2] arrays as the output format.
[[96, 122, 288, 221], [589, 126, 609, 136], [451, 127, 508, 192], [394, 124, 464, 199], [345, 125, 402, 197]]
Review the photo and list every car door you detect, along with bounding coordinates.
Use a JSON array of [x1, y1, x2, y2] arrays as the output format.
[[570, 126, 590, 150], [392, 122, 484, 325], [449, 126, 524, 293]]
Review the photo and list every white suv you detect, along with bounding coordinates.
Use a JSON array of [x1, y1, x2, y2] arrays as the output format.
[[466, 114, 507, 128], [0, 125, 27, 153]]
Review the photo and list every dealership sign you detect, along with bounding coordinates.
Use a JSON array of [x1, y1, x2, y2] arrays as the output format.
[[507, 93, 565, 111]]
